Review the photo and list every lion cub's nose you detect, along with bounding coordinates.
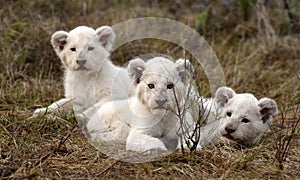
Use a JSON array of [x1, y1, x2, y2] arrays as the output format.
[[225, 126, 236, 134], [76, 59, 87, 65], [155, 99, 167, 107]]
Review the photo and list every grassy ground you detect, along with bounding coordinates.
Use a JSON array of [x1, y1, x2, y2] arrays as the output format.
[[1, 1, 300, 179]]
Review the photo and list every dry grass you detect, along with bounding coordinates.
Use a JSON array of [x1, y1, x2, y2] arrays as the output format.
[[1, 0, 300, 179]]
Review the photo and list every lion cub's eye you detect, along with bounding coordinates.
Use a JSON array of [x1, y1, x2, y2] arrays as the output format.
[[88, 47, 94, 51], [241, 118, 250, 123], [167, 83, 174, 89], [226, 112, 232, 117], [147, 83, 155, 89], [70, 47, 76, 52]]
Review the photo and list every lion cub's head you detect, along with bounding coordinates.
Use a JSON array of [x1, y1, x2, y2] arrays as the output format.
[[128, 57, 193, 115], [51, 26, 115, 72], [215, 87, 277, 146]]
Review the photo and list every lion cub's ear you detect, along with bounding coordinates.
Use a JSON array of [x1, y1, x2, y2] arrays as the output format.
[[95, 26, 116, 52], [51, 31, 69, 55], [258, 98, 277, 124], [128, 58, 146, 84], [175, 58, 194, 85], [215, 87, 236, 107]]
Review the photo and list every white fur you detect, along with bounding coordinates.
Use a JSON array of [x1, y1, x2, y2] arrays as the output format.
[[198, 87, 277, 147], [87, 57, 194, 152], [33, 26, 131, 122]]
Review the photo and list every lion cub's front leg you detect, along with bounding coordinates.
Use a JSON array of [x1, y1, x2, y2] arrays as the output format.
[[34, 98, 72, 115], [126, 129, 167, 152]]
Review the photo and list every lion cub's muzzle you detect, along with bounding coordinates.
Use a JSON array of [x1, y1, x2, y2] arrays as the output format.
[[155, 99, 167, 109], [220, 124, 237, 140], [225, 126, 236, 134], [76, 59, 89, 71]]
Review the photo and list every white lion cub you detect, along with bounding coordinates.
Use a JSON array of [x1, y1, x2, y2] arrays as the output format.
[[34, 26, 131, 119], [87, 57, 193, 152], [199, 87, 277, 147]]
